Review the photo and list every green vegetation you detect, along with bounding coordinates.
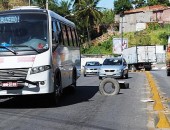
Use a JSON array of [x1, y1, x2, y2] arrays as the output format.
[[81, 23, 170, 55], [81, 36, 113, 55], [1, 0, 170, 55], [127, 23, 170, 46]]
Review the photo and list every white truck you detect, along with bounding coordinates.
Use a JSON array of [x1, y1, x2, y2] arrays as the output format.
[[122, 46, 157, 71]]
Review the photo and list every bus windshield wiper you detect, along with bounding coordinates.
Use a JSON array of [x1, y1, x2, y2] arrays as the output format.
[[13, 45, 40, 53], [0, 46, 17, 55]]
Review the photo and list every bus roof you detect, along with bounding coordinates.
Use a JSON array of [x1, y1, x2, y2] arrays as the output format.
[[48, 10, 75, 27], [11, 6, 41, 10], [0, 6, 75, 28]]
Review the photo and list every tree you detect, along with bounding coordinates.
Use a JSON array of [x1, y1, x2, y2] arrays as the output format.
[[114, 0, 133, 14], [72, 0, 103, 43], [0, 0, 29, 10], [71, 0, 80, 4], [101, 9, 115, 25], [131, 0, 146, 8], [33, 0, 73, 17], [99, 9, 115, 33], [50, 0, 73, 16], [147, 0, 170, 6], [32, 0, 47, 8], [158, 0, 170, 5]]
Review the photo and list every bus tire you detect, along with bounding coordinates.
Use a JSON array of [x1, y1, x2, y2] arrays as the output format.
[[69, 68, 77, 93], [167, 71, 170, 76], [48, 92, 58, 106], [55, 70, 63, 97], [99, 78, 120, 96]]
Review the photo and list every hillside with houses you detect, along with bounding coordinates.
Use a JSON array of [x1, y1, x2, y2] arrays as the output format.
[[82, 5, 170, 55]]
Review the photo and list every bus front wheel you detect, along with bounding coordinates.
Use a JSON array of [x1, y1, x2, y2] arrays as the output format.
[[69, 69, 77, 93], [55, 71, 63, 96]]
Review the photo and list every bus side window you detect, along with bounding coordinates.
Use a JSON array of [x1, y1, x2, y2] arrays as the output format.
[[71, 28, 77, 47], [52, 21, 57, 44], [61, 24, 67, 46], [52, 20, 63, 46], [56, 21, 63, 44], [52, 20, 61, 52], [66, 26, 73, 46], [67, 27, 74, 46], [70, 27, 75, 47], [73, 29, 78, 47]]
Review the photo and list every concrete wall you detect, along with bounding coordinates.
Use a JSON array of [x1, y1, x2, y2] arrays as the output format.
[[120, 12, 152, 33], [161, 9, 170, 22], [119, 8, 170, 33]]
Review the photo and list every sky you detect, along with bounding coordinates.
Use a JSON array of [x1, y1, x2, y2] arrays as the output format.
[[97, 0, 114, 9], [58, 0, 114, 9]]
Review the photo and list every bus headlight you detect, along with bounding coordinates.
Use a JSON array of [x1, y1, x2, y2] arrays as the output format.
[[30, 65, 51, 74]]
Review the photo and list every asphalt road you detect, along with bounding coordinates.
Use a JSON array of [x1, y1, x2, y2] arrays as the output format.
[[150, 69, 170, 107], [0, 73, 149, 130]]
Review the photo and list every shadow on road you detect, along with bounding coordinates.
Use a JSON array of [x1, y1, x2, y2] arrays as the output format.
[[57, 85, 99, 107], [0, 85, 99, 109]]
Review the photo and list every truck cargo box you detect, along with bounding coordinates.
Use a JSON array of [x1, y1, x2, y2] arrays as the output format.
[[122, 46, 157, 70]]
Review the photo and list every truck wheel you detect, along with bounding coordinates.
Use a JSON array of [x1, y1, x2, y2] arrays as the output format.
[[130, 65, 136, 71], [99, 78, 120, 96]]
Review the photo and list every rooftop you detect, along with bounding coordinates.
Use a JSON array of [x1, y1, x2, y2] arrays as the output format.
[[124, 5, 169, 14]]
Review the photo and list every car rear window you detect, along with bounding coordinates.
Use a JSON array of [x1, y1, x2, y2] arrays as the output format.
[[103, 59, 122, 65], [86, 62, 100, 66]]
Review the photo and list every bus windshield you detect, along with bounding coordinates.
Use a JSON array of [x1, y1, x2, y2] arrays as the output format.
[[0, 13, 48, 54]]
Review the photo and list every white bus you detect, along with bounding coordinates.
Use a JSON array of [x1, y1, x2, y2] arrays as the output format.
[[0, 6, 81, 103]]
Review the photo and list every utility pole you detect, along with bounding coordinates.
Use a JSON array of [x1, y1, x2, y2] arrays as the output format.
[[120, 8, 124, 52], [121, 15, 123, 51], [46, 0, 48, 10], [29, 0, 31, 6]]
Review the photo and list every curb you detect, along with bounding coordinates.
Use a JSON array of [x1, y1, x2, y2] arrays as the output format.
[[157, 112, 170, 128], [145, 71, 170, 129]]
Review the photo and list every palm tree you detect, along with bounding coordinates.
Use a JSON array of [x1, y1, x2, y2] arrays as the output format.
[[0, 0, 29, 10], [72, 0, 103, 44], [57, 0, 73, 16], [32, 0, 47, 8]]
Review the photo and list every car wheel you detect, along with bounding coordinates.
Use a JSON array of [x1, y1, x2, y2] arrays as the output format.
[[121, 72, 124, 79], [125, 72, 128, 79], [68, 69, 77, 93], [84, 74, 86, 77], [99, 76, 102, 80]]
